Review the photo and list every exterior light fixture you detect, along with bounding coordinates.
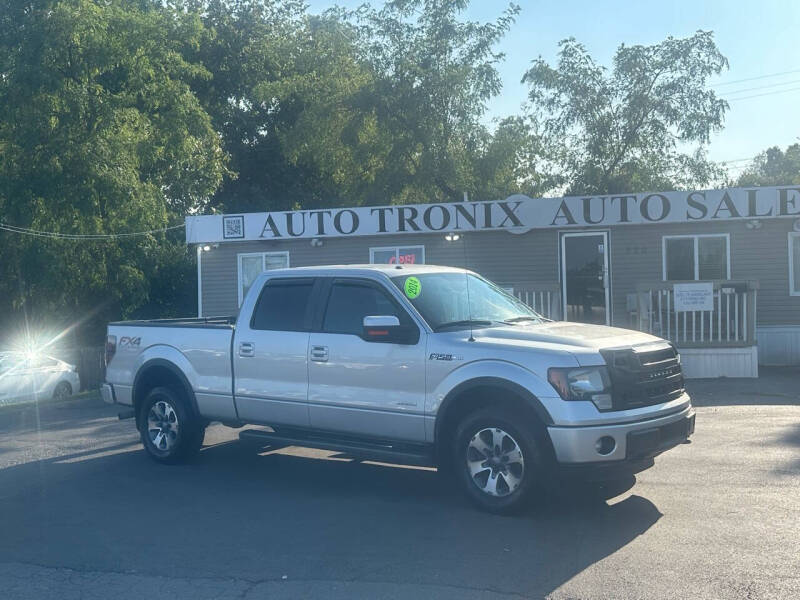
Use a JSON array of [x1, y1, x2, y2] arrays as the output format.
[[202, 245, 211, 252], [445, 233, 461, 242]]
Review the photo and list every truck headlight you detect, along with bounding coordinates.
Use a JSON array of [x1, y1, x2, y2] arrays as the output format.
[[547, 366, 613, 410], [669, 342, 681, 365]]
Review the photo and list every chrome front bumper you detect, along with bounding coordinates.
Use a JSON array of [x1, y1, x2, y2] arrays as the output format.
[[548, 405, 695, 464], [100, 383, 116, 405]]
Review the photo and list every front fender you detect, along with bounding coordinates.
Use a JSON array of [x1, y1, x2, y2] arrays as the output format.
[[427, 360, 563, 443], [429, 359, 559, 416]]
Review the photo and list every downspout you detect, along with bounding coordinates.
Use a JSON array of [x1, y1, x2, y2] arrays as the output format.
[[196, 244, 203, 318]]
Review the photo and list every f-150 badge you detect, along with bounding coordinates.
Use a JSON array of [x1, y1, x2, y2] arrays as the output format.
[[429, 353, 463, 361]]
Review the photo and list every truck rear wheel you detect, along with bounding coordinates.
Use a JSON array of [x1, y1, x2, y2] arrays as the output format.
[[139, 386, 204, 464], [452, 408, 544, 514]]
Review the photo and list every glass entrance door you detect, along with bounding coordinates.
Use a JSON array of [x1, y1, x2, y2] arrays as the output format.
[[561, 232, 610, 325]]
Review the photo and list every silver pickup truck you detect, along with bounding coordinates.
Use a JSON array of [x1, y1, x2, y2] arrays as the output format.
[[102, 264, 694, 513]]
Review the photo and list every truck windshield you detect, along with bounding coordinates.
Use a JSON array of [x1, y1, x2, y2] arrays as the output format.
[[391, 273, 544, 331]]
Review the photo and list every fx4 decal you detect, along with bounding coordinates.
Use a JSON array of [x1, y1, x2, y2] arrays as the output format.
[[119, 336, 141, 349]]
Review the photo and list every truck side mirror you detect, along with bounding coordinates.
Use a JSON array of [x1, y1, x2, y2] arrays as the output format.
[[362, 315, 418, 344]]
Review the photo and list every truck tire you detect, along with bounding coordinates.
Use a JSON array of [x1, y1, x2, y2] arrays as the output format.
[[452, 408, 544, 514], [139, 386, 204, 464]]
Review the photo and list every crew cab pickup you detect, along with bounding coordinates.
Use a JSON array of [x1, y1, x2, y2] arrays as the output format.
[[102, 265, 694, 512]]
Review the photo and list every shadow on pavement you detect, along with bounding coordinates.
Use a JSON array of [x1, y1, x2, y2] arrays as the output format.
[[780, 423, 800, 445], [0, 435, 662, 598], [0, 403, 114, 436], [774, 422, 800, 475]]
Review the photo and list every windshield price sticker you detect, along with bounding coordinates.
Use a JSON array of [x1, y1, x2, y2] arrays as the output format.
[[404, 277, 421, 299]]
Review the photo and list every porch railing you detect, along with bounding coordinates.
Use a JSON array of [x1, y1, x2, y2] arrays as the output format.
[[512, 284, 561, 320], [631, 281, 758, 347]]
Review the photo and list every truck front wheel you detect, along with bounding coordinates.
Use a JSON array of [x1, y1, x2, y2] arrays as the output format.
[[139, 386, 204, 464], [452, 408, 544, 514]]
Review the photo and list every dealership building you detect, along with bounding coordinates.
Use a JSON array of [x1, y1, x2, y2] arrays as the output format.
[[186, 185, 800, 377]]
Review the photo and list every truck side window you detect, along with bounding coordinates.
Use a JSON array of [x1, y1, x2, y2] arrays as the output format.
[[323, 282, 406, 336], [251, 280, 314, 331]]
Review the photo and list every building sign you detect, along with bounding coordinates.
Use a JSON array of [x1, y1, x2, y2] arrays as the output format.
[[673, 282, 714, 312], [370, 245, 424, 265], [186, 186, 800, 243]]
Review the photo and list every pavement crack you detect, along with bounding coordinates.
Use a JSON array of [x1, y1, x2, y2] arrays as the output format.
[[0, 561, 534, 600]]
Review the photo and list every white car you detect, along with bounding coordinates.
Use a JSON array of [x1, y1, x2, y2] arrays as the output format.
[[0, 352, 80, 406]]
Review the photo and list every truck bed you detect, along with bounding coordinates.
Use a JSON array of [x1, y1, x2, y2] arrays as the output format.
[[108, 316, 236, 329], [105, 318, 237, 419]]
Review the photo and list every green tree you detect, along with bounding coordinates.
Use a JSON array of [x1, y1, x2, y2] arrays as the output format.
[[348, 0, 522, 204], [0, 0, 225, 343], [249, 11, 386, 211], [470, 116, 553, 200], [182, 0, 387, 213], [736, 143, 800, 187], [188, 0, 535, 213], [523, 31, 729, 195]]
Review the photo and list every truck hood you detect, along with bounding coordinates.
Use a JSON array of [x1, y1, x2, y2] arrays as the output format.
[[473, 321, 665, 351]]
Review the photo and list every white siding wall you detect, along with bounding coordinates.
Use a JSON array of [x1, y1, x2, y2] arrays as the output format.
[[609, 218, 800, 329], [757, 326, 800, 366], [679, 347, 759, 378], [199, 229, 559, 316]]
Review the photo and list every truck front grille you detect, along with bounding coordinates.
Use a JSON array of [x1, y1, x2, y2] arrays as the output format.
[[600, 344, 685, 410]]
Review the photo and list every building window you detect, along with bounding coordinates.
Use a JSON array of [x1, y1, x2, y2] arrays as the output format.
[[369, 245, 425, 265], [237, 252, 289, 306], [790, 233, 800, 296], [662, 235, 730, 281]]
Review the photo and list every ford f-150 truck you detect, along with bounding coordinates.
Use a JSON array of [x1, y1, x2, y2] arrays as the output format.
[[102, 265, 694, 513]]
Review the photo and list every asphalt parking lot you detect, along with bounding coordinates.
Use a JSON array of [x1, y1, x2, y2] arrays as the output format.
[[0, 370, 798, 600]]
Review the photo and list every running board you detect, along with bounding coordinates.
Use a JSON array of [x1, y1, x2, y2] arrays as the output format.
[[238, 428, 435, 467]]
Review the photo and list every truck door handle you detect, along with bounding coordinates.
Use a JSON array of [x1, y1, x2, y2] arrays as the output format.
[[239, 342, 255, 357], [310, 345, 328, 362]]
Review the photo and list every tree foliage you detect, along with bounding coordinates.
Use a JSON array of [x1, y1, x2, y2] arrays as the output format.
[[181, 0, 363, 213], [736, 144, 800, 187], [344, 0, 525, 204], [189, 0, 534, 213], [0, 0, 225, 341], [523, 31, 729, 195], [0, 0, 744, 347]]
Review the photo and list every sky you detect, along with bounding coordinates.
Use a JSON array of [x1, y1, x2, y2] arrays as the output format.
[[306, 0, 800, 174]]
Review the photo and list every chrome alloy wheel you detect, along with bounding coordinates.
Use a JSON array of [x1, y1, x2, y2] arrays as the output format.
[[466, 428, 525, 497], [147, 400, 180, 452]]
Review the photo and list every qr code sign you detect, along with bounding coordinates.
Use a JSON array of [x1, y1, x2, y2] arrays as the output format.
[[223, 215, 244, 239]]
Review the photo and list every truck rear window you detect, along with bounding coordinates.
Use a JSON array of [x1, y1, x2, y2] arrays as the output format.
[[251, 281, 314, 331]]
